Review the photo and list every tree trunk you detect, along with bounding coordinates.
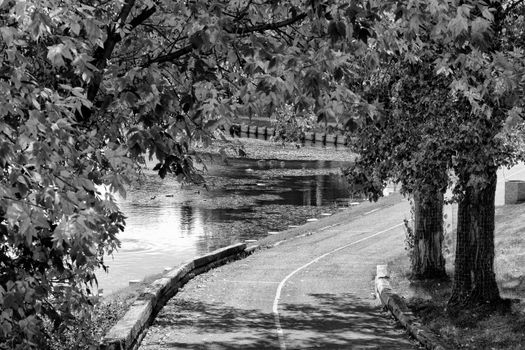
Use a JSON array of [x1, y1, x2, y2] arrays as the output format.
[[449, 168, 501, 306], [411, 191, 447, 279]]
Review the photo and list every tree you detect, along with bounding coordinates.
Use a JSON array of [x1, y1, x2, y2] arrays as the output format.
[[345, 60, 455, 280], [0, 0, 387, 347], [374, 0, 525, 306], [2, 1, 522, 347], [346, 0, 525, 302]]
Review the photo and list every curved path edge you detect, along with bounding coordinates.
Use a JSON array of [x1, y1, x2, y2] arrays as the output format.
[[273, 223, 404, 350], [99, 243, 251, 350], [375, 265, 449, 350], [98, 194, 404, 350]]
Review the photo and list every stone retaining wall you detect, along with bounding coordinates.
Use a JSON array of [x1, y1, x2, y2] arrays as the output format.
[[375, 265, 449, 350], [99, 243, 254, 350]]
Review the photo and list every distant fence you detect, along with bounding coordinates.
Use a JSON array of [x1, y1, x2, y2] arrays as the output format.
[[229, 124, 349, 147]]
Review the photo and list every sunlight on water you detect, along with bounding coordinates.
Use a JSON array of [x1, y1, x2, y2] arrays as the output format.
[[95, 160, 525, 295], [96, 158, 355, 295]]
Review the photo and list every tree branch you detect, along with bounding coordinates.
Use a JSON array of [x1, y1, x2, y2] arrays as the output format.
[[79, 4, 157, 123], [129, 6, 157, 29], [143, 44, 193, 66], [116, 0, 135, 28], [87, 4, 153, 103], [145, 12, 307, 67], [226, 12, 307, 35]]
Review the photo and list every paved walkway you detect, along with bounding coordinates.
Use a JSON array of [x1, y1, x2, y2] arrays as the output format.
[[139, 196, 419, 349]]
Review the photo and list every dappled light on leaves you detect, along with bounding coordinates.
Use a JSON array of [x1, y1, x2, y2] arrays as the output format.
[[0, 0, 390, 347], [1, 0, 524, 347]]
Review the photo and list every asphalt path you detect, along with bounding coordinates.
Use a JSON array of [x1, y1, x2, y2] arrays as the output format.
[[139, 197, 419, 349]]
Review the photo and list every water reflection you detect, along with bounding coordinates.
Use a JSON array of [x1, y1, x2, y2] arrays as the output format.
[[96, 157, 355, 295], [96, 158, 524, 295]]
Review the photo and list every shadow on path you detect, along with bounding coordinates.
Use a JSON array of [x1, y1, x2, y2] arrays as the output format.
[[141, 293, 415, 349], [280, 293, 413, 349]]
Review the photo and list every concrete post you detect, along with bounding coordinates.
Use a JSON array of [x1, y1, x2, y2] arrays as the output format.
[[504, 180, 525, 204]]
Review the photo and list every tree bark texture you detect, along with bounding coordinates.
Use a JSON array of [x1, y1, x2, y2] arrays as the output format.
[[412, 191, 447, 279], [449, 168, 501, 306]]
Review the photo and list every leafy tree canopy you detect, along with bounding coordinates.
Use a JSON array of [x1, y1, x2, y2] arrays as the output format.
[[1, 0, 524, 346], [0, 0, 394, 347], [345, 0, 525, 306], [346, 0, 525, 199]]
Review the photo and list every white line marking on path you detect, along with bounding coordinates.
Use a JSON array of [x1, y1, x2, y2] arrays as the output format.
[[364, 208, 380, 215], [223, 280, 281, 284], [319, 223, 339, 231], [272, 222, 404, 350]]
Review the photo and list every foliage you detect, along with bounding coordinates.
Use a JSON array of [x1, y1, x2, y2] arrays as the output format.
[[1, 0, 524, 346], [43, 294, 134, 350], [344, 59, 460, 202], [343, 0, 525, 303], [272, 105, 315, 145], [0, 0, 397, 347], [347, 0, 525, 197]]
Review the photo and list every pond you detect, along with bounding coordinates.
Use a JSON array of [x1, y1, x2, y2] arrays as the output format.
[[96, 154, 358, 295]]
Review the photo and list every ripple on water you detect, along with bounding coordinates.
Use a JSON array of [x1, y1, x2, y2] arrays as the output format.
[[118, 238, 157, 253], [98, 157, 360, 295]]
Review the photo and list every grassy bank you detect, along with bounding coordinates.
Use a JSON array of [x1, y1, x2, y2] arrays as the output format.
[[389, 202, 525, 350], [46, 272, 165, 349]]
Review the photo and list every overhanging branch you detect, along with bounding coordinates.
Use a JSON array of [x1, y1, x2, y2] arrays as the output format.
[[226, 12, 307, 35], [117, 0, 136, 28], [129, 6, 157, 29], [80, 4, 157, 123], [145, 44, 193, 66], [146, 12, 307, 66]]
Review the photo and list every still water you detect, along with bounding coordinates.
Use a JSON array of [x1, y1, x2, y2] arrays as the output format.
[[96, 156, 355, 295]]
